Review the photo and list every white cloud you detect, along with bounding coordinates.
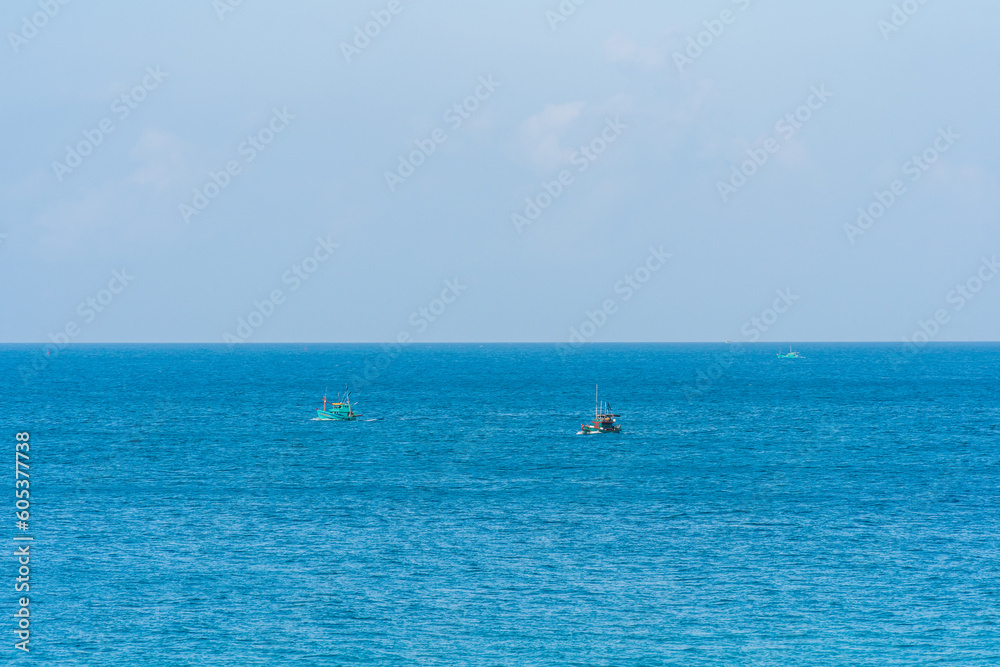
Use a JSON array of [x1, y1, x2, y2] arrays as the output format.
[[605, 32, 639, 63], [518, 101, 586, 170], [128, 130, 186, 190], [604, 31, 666, 69]]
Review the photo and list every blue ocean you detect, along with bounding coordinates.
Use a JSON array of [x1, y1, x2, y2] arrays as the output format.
[[2, 343, 999, 665]]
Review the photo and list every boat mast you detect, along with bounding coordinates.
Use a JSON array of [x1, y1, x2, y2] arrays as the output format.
[[595, 384, 599, 419]]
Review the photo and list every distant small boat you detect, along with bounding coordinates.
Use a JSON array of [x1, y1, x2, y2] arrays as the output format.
[[317, 387, 361, 421], [776, 347, 801, 359], [580, 385, 621, 434]]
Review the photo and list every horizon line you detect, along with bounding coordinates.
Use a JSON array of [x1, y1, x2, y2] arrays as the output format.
[[3, 341, 1000, 346]]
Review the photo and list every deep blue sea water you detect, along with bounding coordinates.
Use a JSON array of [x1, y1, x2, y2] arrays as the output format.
[[1, 343, 999, 665]]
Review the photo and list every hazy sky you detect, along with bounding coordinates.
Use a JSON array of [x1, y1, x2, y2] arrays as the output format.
[[2, 0, 998, 343]]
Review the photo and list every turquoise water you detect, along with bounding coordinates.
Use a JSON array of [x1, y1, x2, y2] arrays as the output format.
[[2, 344, 999, 665]]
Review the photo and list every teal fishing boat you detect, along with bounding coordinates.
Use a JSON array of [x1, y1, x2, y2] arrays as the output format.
[[776, 347, 801, 359], [316, 388, 361, 421], [580, 385, 622, 434]]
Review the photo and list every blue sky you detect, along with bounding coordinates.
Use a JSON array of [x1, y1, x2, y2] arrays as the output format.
[[2, 0, 998, 343]]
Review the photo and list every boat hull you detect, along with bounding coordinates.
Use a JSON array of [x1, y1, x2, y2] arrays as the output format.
[[316, 409, 358, 421], [581, 422, 621, 434]]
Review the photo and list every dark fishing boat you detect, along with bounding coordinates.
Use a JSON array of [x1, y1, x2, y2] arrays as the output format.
[[580, 385, 621, 434]]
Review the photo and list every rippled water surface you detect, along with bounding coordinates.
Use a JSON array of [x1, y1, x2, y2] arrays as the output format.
[[2, 344, 999, 665]]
